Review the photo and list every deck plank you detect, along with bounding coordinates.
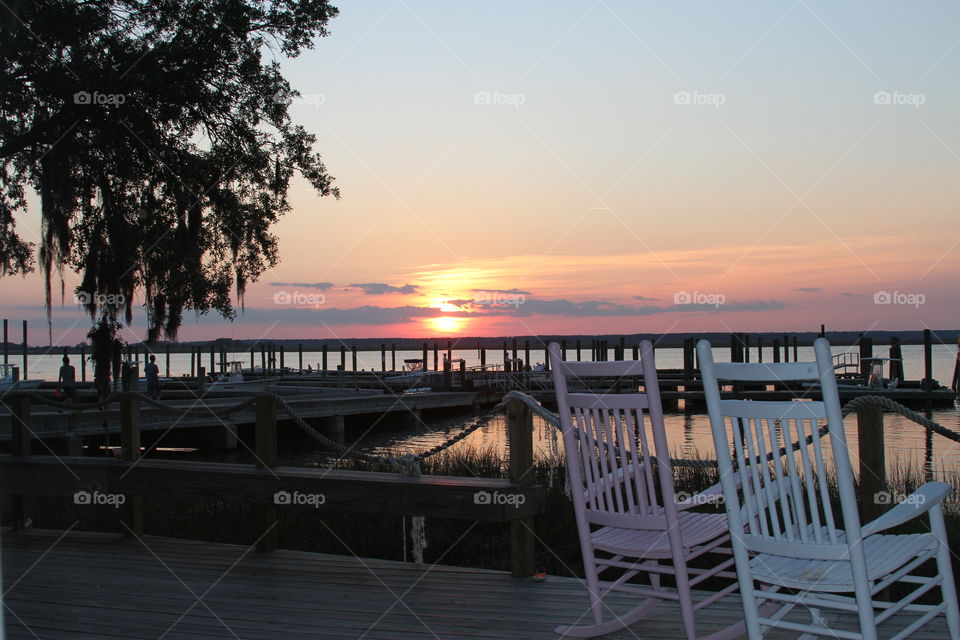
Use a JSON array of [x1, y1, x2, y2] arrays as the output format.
[[2, 530, 950, 639]]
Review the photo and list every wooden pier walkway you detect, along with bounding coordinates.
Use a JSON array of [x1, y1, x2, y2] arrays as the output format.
[[0, 389, 480, 443], [3, 530, 950, 640]]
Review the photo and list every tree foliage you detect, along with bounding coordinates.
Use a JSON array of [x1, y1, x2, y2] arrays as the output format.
[[0, 0, 340, 373]]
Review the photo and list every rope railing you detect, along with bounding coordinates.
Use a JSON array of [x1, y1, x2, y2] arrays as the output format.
[[501, 391, 960, 469], [841, 394, 960, 444], [8, 389, 512, 476], [8, 389, 960, 474]]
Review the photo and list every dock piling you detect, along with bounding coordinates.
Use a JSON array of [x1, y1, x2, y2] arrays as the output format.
[[857, 403, 886, 524], [889, 338, 904, 383], [120, 395, 144, 537], [21, 320, 27, 379], [255, 394, 279, 552], [952, 339, 960, 392], [859, 336, 873, 383], [507, 398, 534, 578], [11, 394, 32, 531]]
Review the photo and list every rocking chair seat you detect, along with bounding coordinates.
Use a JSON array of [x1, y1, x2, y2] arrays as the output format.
[[593, 512, 729, 558], [751, 531, 937, 592]]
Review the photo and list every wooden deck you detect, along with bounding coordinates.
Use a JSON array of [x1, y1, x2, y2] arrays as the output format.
[[2, 530, 951, 639]]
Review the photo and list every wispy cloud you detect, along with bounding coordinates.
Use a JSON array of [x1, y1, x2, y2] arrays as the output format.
[[347, 283, 419, 295], [471, 288, 532, 295], [508, 298, 785, 317], [269, 281, 335, 290]]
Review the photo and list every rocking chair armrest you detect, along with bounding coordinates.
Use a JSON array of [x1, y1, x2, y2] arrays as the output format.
[[861, 481, 951, 537]]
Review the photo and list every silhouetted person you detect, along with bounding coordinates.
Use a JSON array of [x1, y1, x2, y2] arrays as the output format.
[[58, 356, 76, 401], [144, 354, 160, 399]]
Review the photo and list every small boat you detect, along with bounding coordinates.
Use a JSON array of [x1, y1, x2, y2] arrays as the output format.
[[207, 361, 281, 391], [386, 359, 428, 381], [0, 363, 43, 391], [385, 359, 431, 390]]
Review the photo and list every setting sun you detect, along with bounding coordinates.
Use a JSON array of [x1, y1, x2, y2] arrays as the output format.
[[426, 315, 467, 334]]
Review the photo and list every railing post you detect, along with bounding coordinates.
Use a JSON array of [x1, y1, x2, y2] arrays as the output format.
[[255, 394, 279, 552], [120, 394, 144, 536], [11, 394, 32, 531], [857, 403, 886, 523], [507, 398, 534, 578], [952, 338, 960, 392]]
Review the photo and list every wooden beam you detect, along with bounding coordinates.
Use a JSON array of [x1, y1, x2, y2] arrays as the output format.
[[0, 457, 543, 521]]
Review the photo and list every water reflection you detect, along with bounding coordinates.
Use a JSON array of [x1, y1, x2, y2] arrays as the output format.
[[353, 406, 960, 481]]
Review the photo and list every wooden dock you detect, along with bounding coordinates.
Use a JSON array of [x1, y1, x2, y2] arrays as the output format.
[[0, 389, 480, 445], [3, 530, 950, 640]]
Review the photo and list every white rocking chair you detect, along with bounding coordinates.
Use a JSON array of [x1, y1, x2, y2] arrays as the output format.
[[698, 337, 960, 640], [550, 340, 748, 639]]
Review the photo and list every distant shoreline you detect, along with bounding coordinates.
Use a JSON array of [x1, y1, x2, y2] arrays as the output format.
[[11, 329, 959, 353]]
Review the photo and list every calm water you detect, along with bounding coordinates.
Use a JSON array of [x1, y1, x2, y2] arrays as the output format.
[[13, 343, 960, 383]]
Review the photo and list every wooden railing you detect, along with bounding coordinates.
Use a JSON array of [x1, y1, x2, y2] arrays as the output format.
[[0, 394, 545, 577]]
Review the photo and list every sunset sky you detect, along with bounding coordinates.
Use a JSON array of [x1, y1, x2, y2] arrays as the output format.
[[4, 1, 960, 344]]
